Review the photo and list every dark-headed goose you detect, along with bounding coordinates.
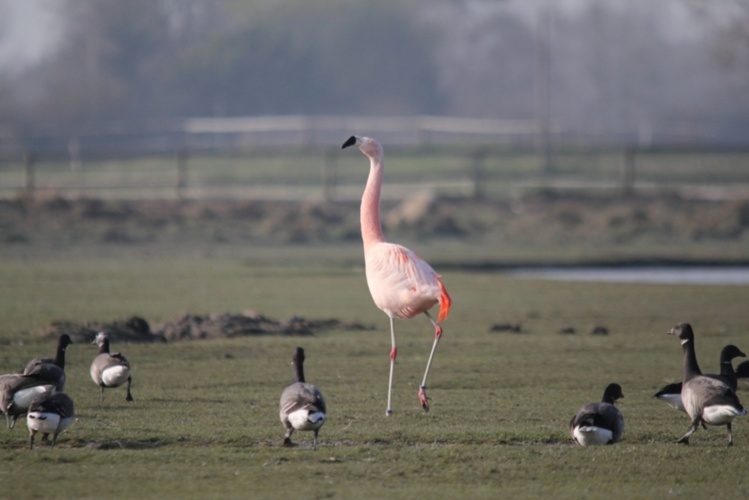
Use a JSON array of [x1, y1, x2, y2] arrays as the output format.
[[279, 347, 326, 450], [23, 334, 73, 374], [736, 359, 749, 380], [0, 373, 57, 429], [669, 322, 746, 446], [90, 332, 134, 403], [22, 334, 72, 392], [26, 392, 75, 449], [653, 343, 745, 411], [570, 383, 624, 446]]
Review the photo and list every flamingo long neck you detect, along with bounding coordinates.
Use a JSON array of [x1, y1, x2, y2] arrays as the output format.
[[361, 157, 385, 246], [681, 339, 702, 383]]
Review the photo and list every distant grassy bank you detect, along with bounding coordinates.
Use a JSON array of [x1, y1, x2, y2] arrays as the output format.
[[1, 190, 748, 267]]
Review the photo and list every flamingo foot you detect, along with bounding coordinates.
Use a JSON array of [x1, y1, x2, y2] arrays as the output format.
[[418, 386, 430, 412], [386, 409, 393, 416]]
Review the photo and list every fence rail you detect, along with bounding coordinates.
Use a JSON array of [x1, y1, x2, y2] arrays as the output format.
[[2, 144, 749, 203]]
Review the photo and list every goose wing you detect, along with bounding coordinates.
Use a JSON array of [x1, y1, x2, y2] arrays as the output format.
[[280, 382, 326, 416]]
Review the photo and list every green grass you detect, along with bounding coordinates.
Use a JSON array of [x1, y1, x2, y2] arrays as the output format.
[[1, 256, 749, 498]]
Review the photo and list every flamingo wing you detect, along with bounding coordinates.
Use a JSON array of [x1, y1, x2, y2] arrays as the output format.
[[365, 242, 449, 320]]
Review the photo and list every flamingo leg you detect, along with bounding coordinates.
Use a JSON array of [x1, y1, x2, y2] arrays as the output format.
[[418, 311, 443, 412], [386, 315, 397, 416]]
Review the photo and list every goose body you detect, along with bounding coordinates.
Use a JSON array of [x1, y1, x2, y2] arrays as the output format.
[[26, 392, 75, 449], [570, 383, 624, 446], [90, 332, 133, 402], [653, 344, 745, 412], [279, 348, 326, 450], [669, 323, 746, 446], [653, 383, 685, 411], [0, 374, 56, 429], [23, 363, 66, 393], [572, 424, 614, 446]]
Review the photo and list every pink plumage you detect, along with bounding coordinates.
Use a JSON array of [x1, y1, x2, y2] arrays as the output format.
[[365, 242, 450, 321], [342, 135, 452, 415]]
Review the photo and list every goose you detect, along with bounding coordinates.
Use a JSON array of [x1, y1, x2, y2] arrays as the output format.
[[570, 383, 624, 446], [669, 322, 746, 446], [22, 334, 73, 374], [736, 359, 749, 380], [279, 347, 326, 450], [0, 373, 56, 429], [653, 343, 745, 411], [26, 392, 75, 449], [90, 332, 134, 403]]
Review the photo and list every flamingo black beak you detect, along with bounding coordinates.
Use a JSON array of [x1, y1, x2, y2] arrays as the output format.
[[341, 136, 357, 149]]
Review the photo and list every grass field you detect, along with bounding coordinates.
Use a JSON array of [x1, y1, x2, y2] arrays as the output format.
[[1, 255, 749, 498]]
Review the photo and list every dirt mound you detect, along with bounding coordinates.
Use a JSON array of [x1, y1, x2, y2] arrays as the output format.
[[42, 313, 375, 343], [44, 316, 164, 344]]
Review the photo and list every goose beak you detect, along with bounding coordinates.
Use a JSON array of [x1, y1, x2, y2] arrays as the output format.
[[341, 136, 358, 149]]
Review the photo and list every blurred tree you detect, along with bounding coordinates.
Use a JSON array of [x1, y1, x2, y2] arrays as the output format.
[[2, 0, 749, 146], [164, 0, 444, 116], [18, 0, 444, 124]]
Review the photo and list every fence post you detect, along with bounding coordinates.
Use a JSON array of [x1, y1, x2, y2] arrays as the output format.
[[322, 148, 337, 202], [176, 149, 189, 200], [23, 151, 35, 199], [68, 138, 82, 171], [471, 148, 486, 200], [622, 147, 636, 197]]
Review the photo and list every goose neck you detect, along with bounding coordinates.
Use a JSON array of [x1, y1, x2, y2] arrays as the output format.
[[681, 340, 701, 382], [98, 339, 111, 355], [54, 347, 66, 370], [293, 362, 306, 384]]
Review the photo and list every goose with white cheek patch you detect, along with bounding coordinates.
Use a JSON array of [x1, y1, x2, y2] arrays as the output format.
[[26, 392, 75, 450], [570, 383, 624, 446], [279, 347, 326, 450], [90, 332, 134, 403], [669, 322, 746, 446]]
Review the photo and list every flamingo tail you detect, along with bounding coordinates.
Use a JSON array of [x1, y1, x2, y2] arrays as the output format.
[[437, 280, 451, 322]]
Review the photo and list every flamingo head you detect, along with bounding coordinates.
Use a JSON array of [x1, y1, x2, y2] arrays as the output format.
[[342, 135, 383, 162]]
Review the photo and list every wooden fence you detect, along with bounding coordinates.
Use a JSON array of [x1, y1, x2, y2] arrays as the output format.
[[4, 144, 749, 203]]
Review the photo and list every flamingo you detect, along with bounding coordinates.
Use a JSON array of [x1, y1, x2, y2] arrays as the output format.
[[342, 135, 452, 415]]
